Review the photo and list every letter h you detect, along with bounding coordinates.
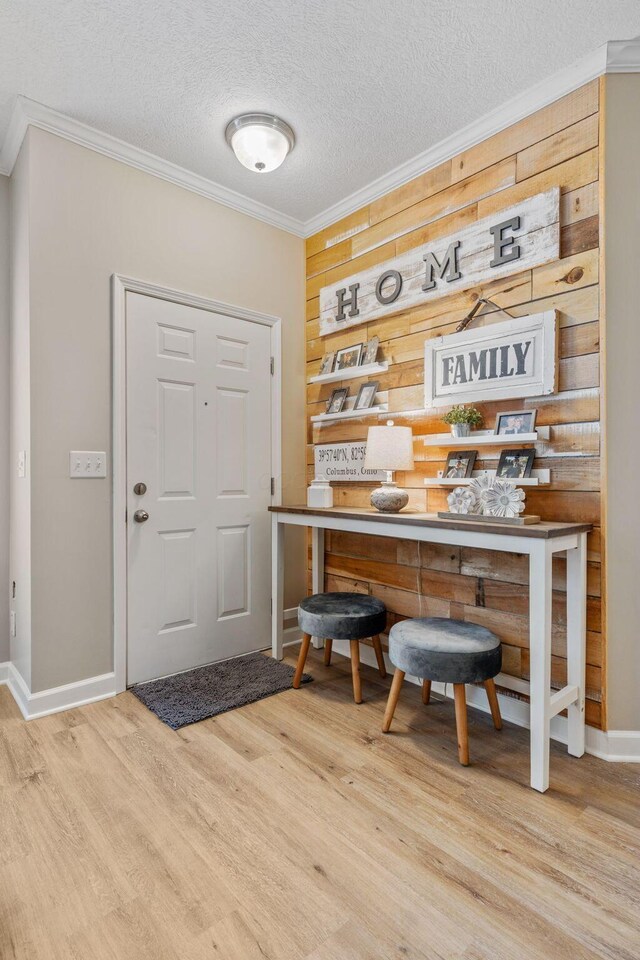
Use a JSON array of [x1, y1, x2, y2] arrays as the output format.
[[335, 283, 360, 322]]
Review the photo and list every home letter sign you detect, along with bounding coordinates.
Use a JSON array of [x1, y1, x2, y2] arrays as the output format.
[[319, 188, 559, 337], [424, 311, 558, 408]]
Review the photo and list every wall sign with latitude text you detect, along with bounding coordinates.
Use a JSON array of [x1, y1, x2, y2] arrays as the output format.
[[319, 188, 559, 337], [314, 442, 386, 482], [424, 311, 558, 408]]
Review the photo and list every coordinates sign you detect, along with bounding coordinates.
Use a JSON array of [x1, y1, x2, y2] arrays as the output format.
[[314, 442, 386, 482]]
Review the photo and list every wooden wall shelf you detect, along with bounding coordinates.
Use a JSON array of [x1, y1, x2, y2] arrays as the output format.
[[423, 428, 550, 447], [423, 468, 550, 487], [310, 403, 388, 424], [308, 361, 389, 385]]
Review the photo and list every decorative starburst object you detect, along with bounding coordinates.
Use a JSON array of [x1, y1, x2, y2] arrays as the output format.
[[482, 480, 526, 518], [468, 474, 495, 513], [447, 487, 477, 514]]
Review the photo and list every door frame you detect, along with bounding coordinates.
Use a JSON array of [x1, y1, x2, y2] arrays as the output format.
[[111, 274, 282, 693]]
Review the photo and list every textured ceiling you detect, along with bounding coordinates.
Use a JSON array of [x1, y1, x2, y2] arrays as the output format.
[[1, 1, 639, 223]]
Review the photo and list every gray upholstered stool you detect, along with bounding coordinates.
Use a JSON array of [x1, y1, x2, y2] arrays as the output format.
[[382, 617, 503, 765], [293, 592, 387, 703]]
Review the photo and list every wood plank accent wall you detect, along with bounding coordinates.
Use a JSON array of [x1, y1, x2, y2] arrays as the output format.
[[305, 79, 605, 729]]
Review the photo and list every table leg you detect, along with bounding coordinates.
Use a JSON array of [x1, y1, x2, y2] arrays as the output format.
[[271, 514, 284, 660], [311, 527, 325, 649], [529, 540, 553, 792], [566, 532, 587, 758]]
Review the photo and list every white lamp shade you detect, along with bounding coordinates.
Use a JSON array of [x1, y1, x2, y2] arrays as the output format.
[[364, 424, 414, 471]]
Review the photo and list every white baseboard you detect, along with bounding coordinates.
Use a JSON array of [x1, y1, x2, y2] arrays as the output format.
[[583, 729, 640, 763], [0, 661, 116, 720], [282, 624, 303, 647], [326, 640, 640, 764]]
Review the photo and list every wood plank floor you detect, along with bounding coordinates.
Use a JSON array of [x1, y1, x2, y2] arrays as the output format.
[[1, 648, 639, 960]]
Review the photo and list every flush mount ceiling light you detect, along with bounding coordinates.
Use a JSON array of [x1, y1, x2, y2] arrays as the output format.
[[225, 113, 295, 173]]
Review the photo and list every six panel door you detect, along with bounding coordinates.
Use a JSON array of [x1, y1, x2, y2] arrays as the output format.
[[126, 292, 272, 685]]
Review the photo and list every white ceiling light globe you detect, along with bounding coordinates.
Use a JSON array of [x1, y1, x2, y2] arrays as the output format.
[[225, 114, 295, 173]]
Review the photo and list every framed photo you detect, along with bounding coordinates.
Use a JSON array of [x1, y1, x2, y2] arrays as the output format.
[[326, 387, 348, 415], [354, 381, 379, 411], [361, 336, 379, 366], [495, 409, 537, 436], [496, 447, 535, 479], [444, 450, 477, 479], [335, 343, 363, 370], [319, 352, 335, 376]]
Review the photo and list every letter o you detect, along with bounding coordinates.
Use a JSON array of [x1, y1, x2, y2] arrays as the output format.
[[375, 269, 403, 305]]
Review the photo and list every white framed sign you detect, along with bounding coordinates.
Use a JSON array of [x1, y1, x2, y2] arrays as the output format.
[[314, 442, 386, 482], [424, 311, 558, 408], [319, 188, 560, 337]]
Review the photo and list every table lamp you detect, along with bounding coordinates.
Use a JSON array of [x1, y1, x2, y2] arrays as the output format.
[[364, 421, 414, 512]]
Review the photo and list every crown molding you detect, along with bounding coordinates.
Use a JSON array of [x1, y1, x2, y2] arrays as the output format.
[[0, 96, 307, 236], [1, 40, 638, 237], [302, 39, 640, 237], [605, 37, 640, 72]]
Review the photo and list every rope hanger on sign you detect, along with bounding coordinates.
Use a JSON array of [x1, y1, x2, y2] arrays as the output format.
[[455, 297, 516, 333]]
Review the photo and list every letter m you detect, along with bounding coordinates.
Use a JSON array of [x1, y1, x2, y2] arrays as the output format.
[[422, 241, 462, 291]]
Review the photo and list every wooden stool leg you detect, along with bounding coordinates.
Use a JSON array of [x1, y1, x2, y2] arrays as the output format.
[[453, 684, 470, 766], [484, 678, 503, 730], [350, 639, 362, 704], [372, 635, 387, 678], [422, 679, 432, 704], [292, 633, 311, 689], [323, 638, 333, 666], [382, 669, 405, 732]]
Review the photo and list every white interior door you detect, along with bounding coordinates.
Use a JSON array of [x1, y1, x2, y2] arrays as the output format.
[[126, 292, 272, 685]]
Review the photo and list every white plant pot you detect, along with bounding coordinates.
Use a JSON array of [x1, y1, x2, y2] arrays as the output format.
[[451, 423, 471, 438]]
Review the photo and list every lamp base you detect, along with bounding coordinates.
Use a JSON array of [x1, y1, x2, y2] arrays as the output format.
[[370, 481, 409, 513]]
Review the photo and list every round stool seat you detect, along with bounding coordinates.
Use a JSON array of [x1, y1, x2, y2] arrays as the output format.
[[298, 592, 386, 641], [388, 617, 501, 684]]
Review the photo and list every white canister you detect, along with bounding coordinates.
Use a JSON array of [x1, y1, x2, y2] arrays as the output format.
[[307, 478, 334, 508]]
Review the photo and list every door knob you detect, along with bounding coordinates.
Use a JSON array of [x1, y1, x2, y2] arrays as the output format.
[[133, 509, 149, 523]]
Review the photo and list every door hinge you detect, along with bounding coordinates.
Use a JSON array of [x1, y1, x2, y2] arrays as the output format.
[[270, 477, 275, 496], [270, 356, 275, 375]]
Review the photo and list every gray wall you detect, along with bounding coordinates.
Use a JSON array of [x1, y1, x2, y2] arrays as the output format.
[[602, 74, 640, 731], [9, 137, 33, 686], [0, 175, 9, 663], [23, 127, 306, 693]]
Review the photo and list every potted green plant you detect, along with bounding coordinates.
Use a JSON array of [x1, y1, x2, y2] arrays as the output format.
[[441, 404, 483, 438]]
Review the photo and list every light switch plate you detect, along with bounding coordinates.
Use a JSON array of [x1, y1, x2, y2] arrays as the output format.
[[69, 451, 107, 478]]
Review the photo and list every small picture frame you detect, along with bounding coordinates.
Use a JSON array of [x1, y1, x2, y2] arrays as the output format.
[[495, 409, 537, 436], [496, 447, 535, 479], [444, 450, 477, 479], [354, 381, 379, 411], [361, 336, 379, 366], [326, 387, 348, 415], [319, 353, 335, 376], [335, 343, 363, 370]]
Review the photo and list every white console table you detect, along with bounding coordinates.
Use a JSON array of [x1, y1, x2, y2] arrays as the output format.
[[269, 505, 590, 793]]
